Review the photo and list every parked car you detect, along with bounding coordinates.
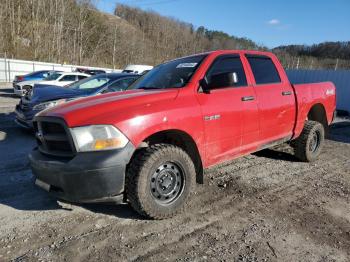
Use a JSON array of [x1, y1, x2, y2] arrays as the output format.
[[29, 50, 336, 219], [15, 73, 139, 129], [14, 71, 87, 96], [75, 68, 106, 75], [122, 64, 153, 74], [13, 70, 59, 96], [34, 72, 90, 88]]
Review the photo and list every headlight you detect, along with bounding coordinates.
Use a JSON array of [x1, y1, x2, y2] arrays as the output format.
[[70, 125, 128, 152], [33, 99, 66, 111]]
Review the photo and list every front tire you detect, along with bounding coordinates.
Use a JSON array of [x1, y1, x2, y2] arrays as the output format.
[[126, 144, 196, 219], [292, 120, 325, 162], [22, 85, 33, 96]]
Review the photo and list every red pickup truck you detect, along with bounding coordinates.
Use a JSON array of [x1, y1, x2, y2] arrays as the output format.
[[30, 50, 336, 219]]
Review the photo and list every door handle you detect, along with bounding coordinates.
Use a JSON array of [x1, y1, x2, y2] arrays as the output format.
[[241, 96, 255, 101], [282, 91, 292, 96]]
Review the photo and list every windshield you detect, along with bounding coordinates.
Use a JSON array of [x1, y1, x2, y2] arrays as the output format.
[[44, 73, 62, 81], [128, 54, 207, 90], [68, 74, 114, 92]]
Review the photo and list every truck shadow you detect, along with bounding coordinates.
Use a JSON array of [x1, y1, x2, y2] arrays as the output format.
[[328, 120, 350, 144], [254, 121, 350, 162], [80, 203, 143, 220], [253, 149, 299, 162]]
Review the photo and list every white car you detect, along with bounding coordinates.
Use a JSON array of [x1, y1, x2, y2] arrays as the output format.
[[14, 72, 90, 96]]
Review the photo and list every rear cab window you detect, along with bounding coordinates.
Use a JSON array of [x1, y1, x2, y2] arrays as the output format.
[[246, 55, 281, 85]]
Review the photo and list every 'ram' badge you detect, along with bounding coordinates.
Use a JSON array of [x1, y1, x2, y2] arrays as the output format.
[[204, 114, 221, 121]]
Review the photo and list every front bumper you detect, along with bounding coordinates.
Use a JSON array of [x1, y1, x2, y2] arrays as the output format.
[[14, 106, 37, 129], [29, 142, 135, 203], [14, 88, 25, 96]]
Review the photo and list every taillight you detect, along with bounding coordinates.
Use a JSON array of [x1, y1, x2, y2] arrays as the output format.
[[17, 76, 24, 81]]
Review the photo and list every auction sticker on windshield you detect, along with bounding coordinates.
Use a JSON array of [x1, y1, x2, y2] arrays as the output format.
[[176, 63, 198, 68]]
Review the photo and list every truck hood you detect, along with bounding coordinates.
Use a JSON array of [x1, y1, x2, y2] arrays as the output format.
[[38, 89, 179, 127]]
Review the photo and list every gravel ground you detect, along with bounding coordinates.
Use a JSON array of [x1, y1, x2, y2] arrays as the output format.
[[0, 86, 350, 262]]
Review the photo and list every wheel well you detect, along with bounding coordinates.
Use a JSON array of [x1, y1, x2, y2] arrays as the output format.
[[22, 85, 33, 91], [307, 103, 329, 135], [138, 130, 204, 184]]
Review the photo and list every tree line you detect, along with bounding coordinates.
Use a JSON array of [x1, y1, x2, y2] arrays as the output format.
[[274, 42, 350, 70], [275, 42, 350, 60], [0, 0, 348, 70]]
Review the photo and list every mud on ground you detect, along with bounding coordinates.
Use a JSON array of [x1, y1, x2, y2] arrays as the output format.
[[0, 86, 349, 261]]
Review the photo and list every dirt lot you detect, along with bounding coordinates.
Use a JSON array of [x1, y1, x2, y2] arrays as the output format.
[[0, 85, 350, 262]]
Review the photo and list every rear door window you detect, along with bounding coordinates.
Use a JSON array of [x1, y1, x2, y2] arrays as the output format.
[[246, 55, 281, 85]]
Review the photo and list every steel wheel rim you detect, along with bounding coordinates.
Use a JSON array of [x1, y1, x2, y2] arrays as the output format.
[[150, 162, 185, 205], [309, 130, 321, 153]]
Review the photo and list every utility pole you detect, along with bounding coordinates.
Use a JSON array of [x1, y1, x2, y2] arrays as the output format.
[[335, 58, 339, 71], [296, 57, 300, 70], [112, 23, 117, 70], [310, 59, 313, 70], [4, 52, 7, 82]]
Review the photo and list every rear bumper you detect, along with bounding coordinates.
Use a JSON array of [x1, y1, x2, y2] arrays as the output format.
[[29, 143, 135, 203]]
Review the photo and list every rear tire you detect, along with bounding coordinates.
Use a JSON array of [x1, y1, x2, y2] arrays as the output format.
[[291, 120, 325, 162], [126, 144, 196, 219]]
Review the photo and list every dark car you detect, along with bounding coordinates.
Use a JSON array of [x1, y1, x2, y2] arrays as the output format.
[[15, 73, 139, 129], [75, 68, 106, 75]]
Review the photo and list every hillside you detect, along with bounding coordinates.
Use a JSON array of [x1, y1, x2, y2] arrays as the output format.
[[0, 0, 348, 70]]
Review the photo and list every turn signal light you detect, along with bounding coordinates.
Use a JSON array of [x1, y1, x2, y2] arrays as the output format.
[[94, 138, 124, 150]]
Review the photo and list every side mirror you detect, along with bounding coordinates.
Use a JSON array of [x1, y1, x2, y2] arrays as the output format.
[[210, 72, 239, 89]]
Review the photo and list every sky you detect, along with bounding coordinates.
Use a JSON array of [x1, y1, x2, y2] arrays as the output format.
[[95, 0, 350, 48]]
